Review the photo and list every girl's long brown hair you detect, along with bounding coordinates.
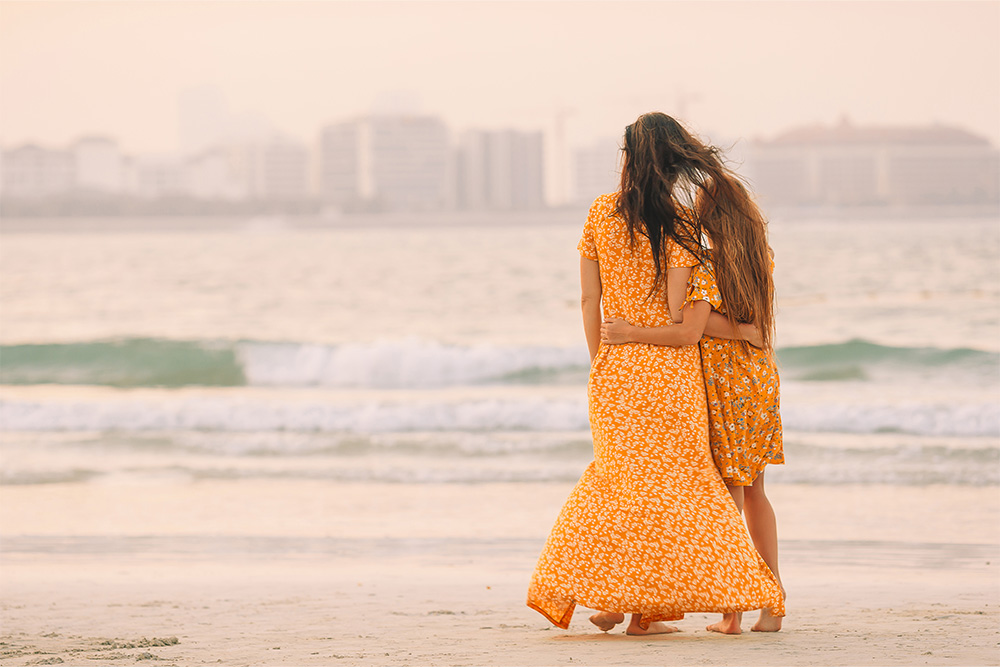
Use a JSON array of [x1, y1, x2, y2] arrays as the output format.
[[616, 112, 775, 350], [695, 176, 776, 351]]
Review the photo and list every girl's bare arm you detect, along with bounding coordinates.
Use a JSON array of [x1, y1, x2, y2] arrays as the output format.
[[602, 301, 711, 347]]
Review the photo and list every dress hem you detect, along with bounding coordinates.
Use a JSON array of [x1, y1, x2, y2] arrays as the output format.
[[527, 594, 785, 630]]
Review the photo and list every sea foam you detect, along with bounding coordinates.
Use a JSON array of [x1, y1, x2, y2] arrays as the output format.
[[1, 338, 996, 389], [1, 391, 997, 437]]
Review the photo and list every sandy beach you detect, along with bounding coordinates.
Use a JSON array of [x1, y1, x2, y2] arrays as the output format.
[[2, 1, 1000, 661], [2, 481, 998, 666]]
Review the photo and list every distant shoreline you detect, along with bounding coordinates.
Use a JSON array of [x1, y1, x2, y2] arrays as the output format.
[[0, 209, 586, 233], [1, 204, 997, 233]]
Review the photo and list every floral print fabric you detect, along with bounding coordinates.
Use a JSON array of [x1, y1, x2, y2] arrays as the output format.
[[686, 261, 785, 486], [526, 193, 784, 629]]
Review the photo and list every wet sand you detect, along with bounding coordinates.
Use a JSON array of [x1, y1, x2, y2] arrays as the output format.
[[2, 481, 998, 666]]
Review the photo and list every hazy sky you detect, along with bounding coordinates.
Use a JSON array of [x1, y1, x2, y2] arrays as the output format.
[[1, 0, 998, 154]]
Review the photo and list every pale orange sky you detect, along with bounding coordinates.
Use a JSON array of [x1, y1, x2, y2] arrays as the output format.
[[1, 0, 998, 154]]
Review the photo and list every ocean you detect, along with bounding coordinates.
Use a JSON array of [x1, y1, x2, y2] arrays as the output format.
[[1, 215, 998, 490]]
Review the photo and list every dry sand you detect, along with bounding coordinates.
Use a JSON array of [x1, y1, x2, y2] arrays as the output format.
[[2, 481, 998, 666]]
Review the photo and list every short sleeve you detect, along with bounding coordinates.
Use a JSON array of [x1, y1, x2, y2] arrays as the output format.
[[667, 239, 698, 269], [684, 260, 723, 310], [577, 197, 604, 261]]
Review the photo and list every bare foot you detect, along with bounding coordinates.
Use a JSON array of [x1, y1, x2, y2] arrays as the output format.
[[751, 607, 782, 632], [706, 611, 743, 635], [589, 611, 624, 632], [625, 614, 680, 635]]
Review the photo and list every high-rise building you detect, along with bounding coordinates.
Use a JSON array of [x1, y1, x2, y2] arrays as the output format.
[[572, 138, 621, 205], [318, 115, 450, 211], [745, 119, 1000, 207], [454, 130, 488, 210], [509, 130, 545, 210], [368, 116, 450, 210], [318, 121, 365, 208], [455, 129, 545, 210]]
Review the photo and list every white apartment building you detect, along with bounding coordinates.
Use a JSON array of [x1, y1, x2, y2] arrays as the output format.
[[73, 136, 124, 194], [0, 144, 75, 198], [169, 139, 309, 202], [318, 115, 450, 211], [184, 148, 248, 201], [214, 140, 310, 201], [130, 156, 186, 199], [456, 129, 545, 210], [745, 120, 1000, 207], [2, 138, 125, 198], [250, 139, 309, 201], [2, 134, 308, 204]]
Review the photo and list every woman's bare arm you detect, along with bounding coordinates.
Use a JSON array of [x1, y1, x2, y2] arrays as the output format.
[[602, 301, 711, 347], [580, 257, 602, 362]]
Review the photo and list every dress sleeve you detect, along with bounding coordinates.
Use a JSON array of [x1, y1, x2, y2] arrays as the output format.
[[684, 260, 723, 310], [577, 197, 603, 261], [666, 238, 698, 269]]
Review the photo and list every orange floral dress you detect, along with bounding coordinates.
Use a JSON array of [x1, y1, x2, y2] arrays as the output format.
[[526, 194, 784, 629], [684, 261, 785, 486]]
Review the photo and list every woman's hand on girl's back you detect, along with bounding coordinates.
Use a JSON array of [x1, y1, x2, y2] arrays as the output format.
[[601, 317, 635, 344]]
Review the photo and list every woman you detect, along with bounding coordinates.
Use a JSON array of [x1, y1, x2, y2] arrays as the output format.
[[601, 175, 785, 634], [526, 113, 783, 634]]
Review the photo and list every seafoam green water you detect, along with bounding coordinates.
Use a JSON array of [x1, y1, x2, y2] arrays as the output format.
[[1, 338, 997, 388], [1, 217, 997, 486]]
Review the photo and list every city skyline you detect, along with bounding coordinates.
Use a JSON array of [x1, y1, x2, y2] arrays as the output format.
[[4, 113, 997, 216], [0, 114, 558, 214], [2, 1, 998, 158]]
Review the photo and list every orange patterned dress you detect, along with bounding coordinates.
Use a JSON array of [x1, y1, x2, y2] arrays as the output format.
[[684, 261, 785, 486], [526, 194, 784, 629]]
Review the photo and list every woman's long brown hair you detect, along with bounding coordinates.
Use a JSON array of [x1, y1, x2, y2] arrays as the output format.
[[616, 112, 775, 350]]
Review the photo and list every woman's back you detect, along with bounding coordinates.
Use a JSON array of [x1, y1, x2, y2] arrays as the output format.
[[580, 193, 693, 329]]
